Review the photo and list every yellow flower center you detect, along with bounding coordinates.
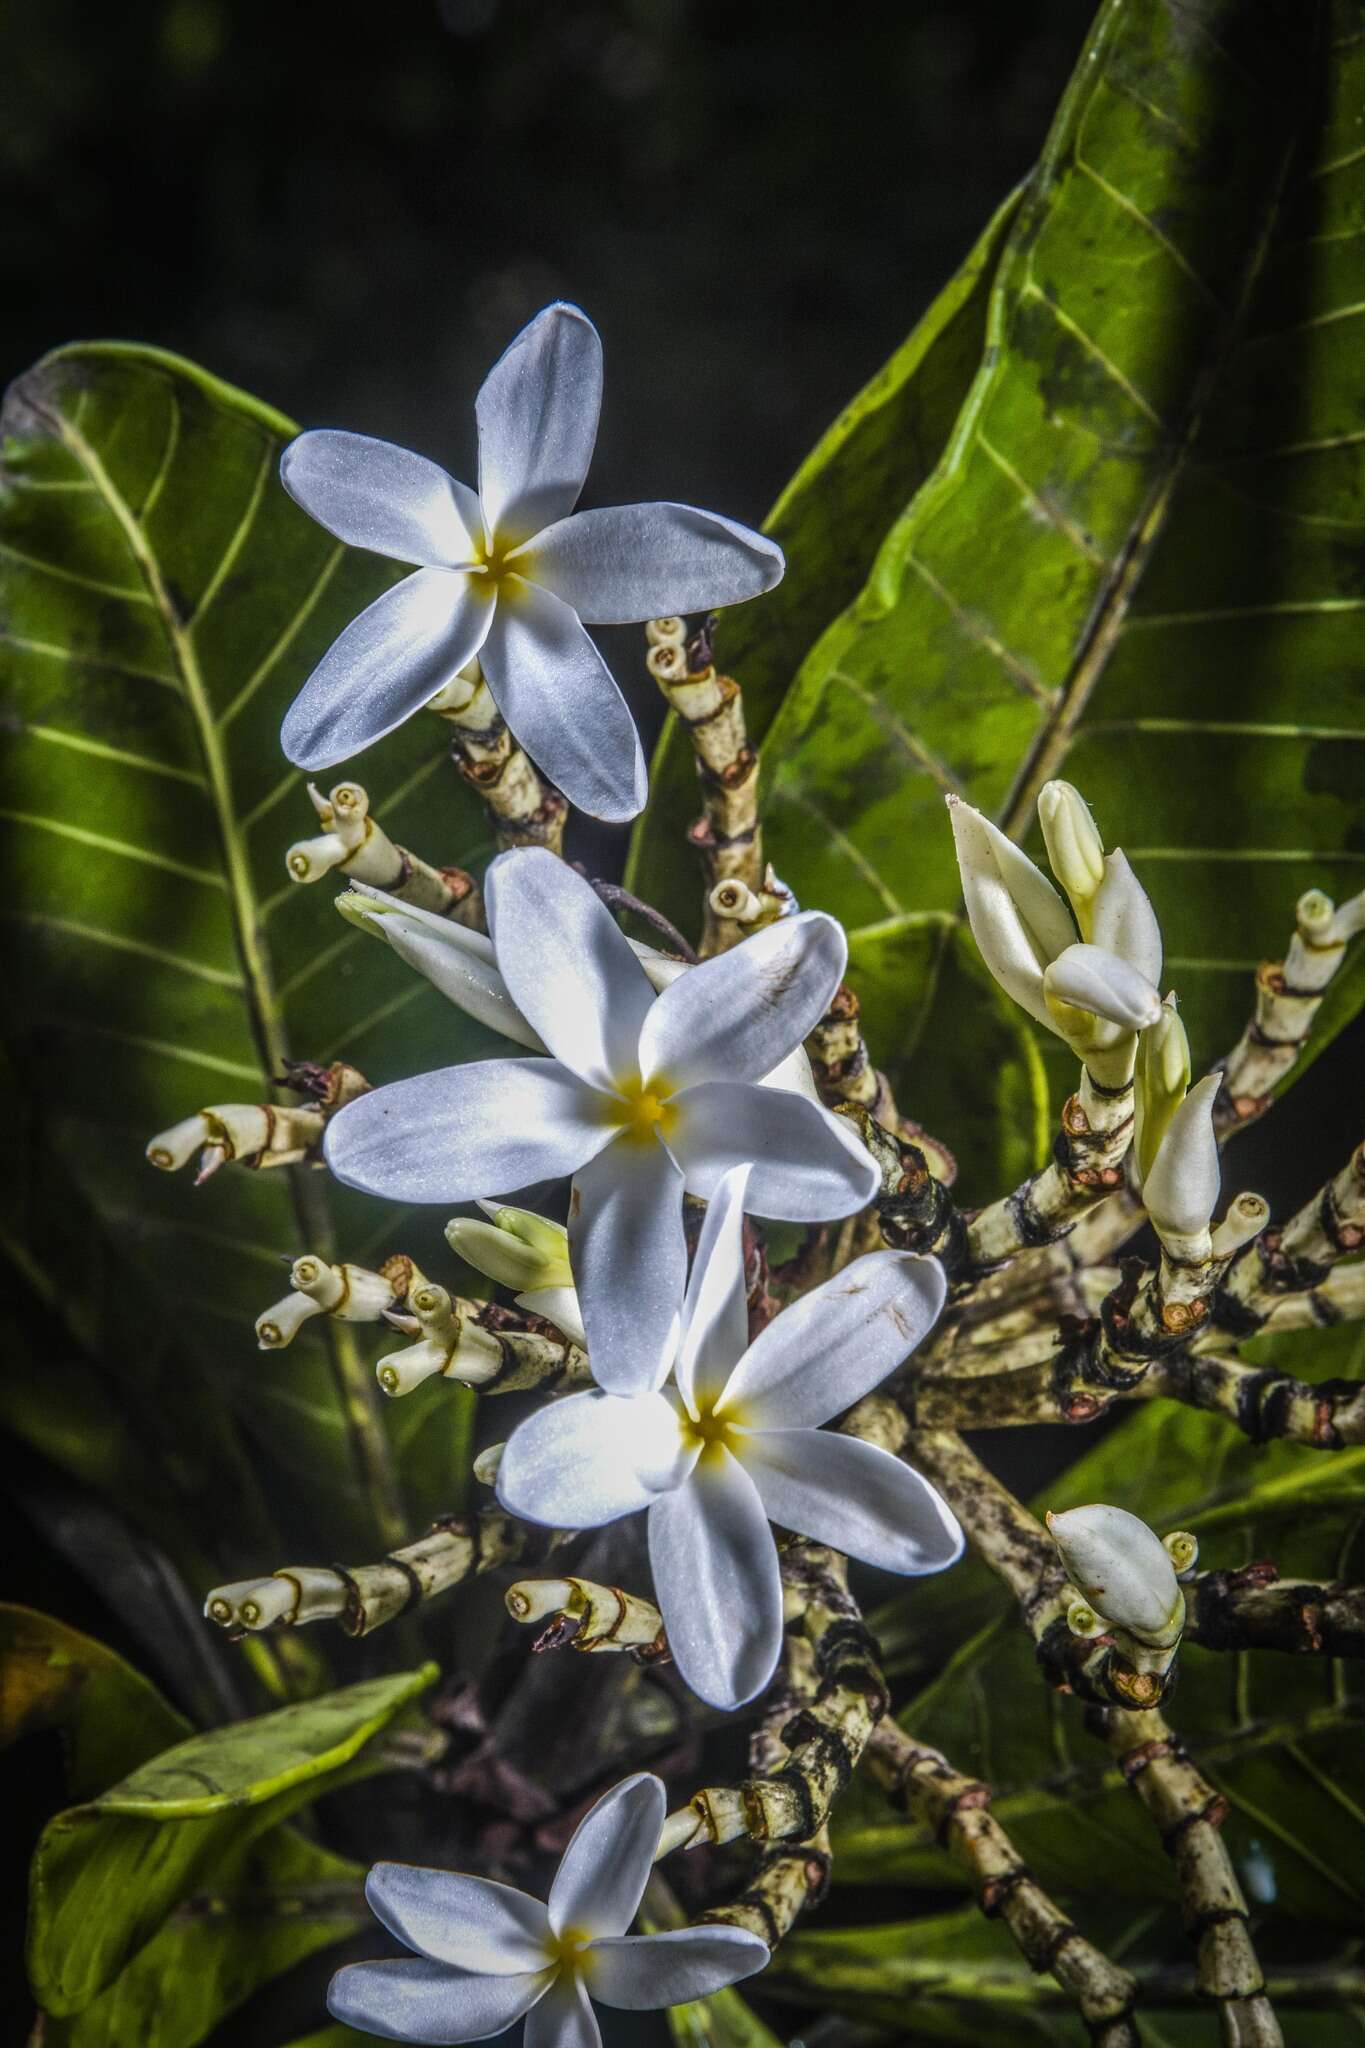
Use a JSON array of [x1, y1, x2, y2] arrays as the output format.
[[548, 1927, 596, 1977], [680, 1398, 746, 1461], [612, 1073, 678, 1147]]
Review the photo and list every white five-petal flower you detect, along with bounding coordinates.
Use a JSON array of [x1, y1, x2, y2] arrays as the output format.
[[328, 1773, 768, 2047], [279, 302, 783, 821], [496, 1166, 963, 1709], [325, 851, 877, 1395]]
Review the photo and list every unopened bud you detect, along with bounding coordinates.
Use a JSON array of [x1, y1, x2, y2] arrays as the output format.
[[947, 797, 1076, 1031], [1043, 942, 1163, 1036], [449, 1207, 572, 1291], [472, 1442, 505, 1486], [1090, 849, 1162, 987], [1038, 780, 1105, 930], [339, 883, 542, 1049], [1047, 1504, 1184, 1648], [1133, 995, 1191, 1188], [1142, 1072, 1221, 1243]]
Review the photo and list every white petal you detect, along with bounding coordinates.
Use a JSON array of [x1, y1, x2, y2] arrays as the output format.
[[676, 1163, 752, 1417], [281, 430, 482, 567], [518, 503, 783, 623], [324, 1058, 611, 1205], [525, 1972, 600, 2048], [1091, 850, 1163, 986], [345, 883, 543, 1050], [281, 567, 493, 772], [638, 913, 846, 1092], [647, 1457, 782, 1710], [479, 578, 647, 822], [1044, 943, 1162, 1032], [327, 1959, 552, 2044], [568, 1139, 688, 1394], [496, 1390, 691, 1529], [589, 1927, 769, 2008], [720, 1250, 946, 1429], [742, 1430, 963, 1575], [477, 302, 602, 540], [669, 1081, 878, 1221], [486, 849, 654, 1089], [1141, 1072, 1222, 1238], [517, 1284, 587, 1345], [549, 1773, 665, 1938], [1046, 1504, 1182, 1638], [948, 797, 1076, 1029], [365, 1866, 550, 1972]]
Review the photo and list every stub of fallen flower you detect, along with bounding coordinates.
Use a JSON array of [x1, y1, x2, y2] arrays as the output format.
[[286, 780, 481, 922], [145, 1101, 325, 1182], [505, 1576, 667, 1657], [255, 1254, 412, 1351]]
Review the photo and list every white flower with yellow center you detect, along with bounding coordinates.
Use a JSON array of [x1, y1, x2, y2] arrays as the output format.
[[325, 850, 877, 1396], [496, 1166, 962, 1709], [328, 1773, 767, 2046], [278, 302, 783, 821]]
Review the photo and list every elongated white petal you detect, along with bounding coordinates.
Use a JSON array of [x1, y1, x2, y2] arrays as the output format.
[[647, 1456, 782, 1710], [496, 1390, 690, 1528], [282, 568, 493, 772], [549, 1773, 665, 1939], [1047, 1504, 1182, 1639], [518, 502, 783, 623], [480, 578, 647, 822], [327, 1958, 552, 2044], [720, 1250, 945, 1429], [324, 1058, 611, 1205], [669, 1081, 878, 1220], [486, 849, 654, 1089], [589, 1927, 769, 2008], [948, 798, 1076, 1029], [1141, 1071, 1222, 1238], [281, 430, 482, 568], [639, 912, 846, 1092], [1037, 780, 1105, 912], [568, 1139, 687, 1394], [1091, 850, 1163, 986], [344, 883, 543, 1050], [742, 1430, 963, 1575], [365, 1866, 550, 1972], [525, 1972, 599, 2048], [1044, 943, 1162, 1032], [676, 1164, 752, 1417], [477, 303, 602, 540]]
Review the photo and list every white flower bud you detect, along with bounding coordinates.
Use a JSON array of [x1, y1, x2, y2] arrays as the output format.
[[447, 1219, 559, 1293], [1043, 943, 1163, 1034], [1142, 1072, 1222, 1241], [339, 883, 543, 1050], [947, 796, 1076, 1031], [1046, 1504, 1184, 1647], [256, 1291, 325, 1349], [1133, 995, 1191, 1189], [1038, 780, 1105, 928], [1090, 849, 1163, 988], [515, 1285, 587, 1345], [472, 1442, 506, 1486]]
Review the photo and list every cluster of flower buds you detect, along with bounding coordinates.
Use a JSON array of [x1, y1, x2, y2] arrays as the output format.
[[373, 1281, 504, 1395], [1047, 1503, 1198, 1676], [255, 1253, 416, 1350], [446, 1202, 584, 1341], [948, 782, 1162, 1070]]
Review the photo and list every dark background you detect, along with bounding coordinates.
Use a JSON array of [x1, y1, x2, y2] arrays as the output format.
[[3, 2, 1356, 2042]]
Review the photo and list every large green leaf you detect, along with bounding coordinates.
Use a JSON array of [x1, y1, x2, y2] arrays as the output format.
[[631, 0, 1365, 1195], [842, 1329, 1365, 1923], [28, 1661, 435, 2013], [626, 184, 1025, 936], [0, 1604, 189, 1799], [0, 344, 489, 1551]]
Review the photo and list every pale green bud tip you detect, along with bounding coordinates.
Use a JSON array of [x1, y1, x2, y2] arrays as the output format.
[[472, 1442, 505, 1486], [449, 1208, 573, 1291], [1047, 1504, 1182, 1642], [1038, 780, 1105, 903]]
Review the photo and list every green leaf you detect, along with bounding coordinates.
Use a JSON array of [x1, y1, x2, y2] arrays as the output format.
[[44, 1827, 368, 2048], [667, 1983, 785, 2048], [625, 183, 1025, 936], [634, 0, 1365, 1192], [847, 1369, 1365, 1924], [0, 343, 489, 1550], [0, 1604, 189, 1799], [29, 1661, 436, 2013]]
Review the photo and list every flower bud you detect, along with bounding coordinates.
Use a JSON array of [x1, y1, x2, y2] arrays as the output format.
[[1043, 943, 1163, 1034], [1133, 995, 1191, 1188], [448, 1208, 585, 1342], [1090, 850, 1162, 988], [1141, 1072, 1221, 1242], [1038, 780, 1105, 929], [1046, 1504, 1184, 1648], [338, 883, 542, 1050], [472, 1442, 506, 1486], [947, 797, 1076, 1030]]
